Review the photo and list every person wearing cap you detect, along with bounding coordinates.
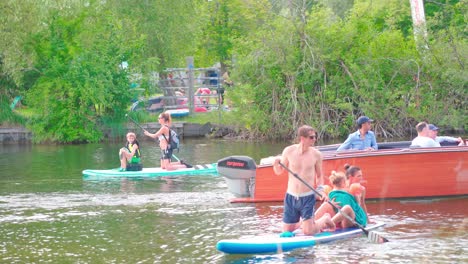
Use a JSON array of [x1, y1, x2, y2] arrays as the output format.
[[428, 124, 465, 146], [410, 122, 440, 148], [336, 116, 378, 151]]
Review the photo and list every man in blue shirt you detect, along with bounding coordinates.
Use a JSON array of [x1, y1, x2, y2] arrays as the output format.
[[337, 116, 378, 151], [427, 124, 465, 146]]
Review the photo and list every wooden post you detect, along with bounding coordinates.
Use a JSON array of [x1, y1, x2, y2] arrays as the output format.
[[186, 57, 195, 114]]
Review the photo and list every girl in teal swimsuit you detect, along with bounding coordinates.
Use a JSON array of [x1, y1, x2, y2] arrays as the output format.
[[328, 171, 367, 227], [315, 171, 367, 228]]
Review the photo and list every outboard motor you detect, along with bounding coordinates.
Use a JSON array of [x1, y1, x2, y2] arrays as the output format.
[[217, 156, 257, 198]]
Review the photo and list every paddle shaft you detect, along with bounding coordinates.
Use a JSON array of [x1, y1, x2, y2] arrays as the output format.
[[278, 162, 371, 236], [125, 114, 145, 131], [172, 154, 180, 162]]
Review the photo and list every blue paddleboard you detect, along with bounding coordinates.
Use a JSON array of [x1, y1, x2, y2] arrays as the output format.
[[217, 222, 385, 254]]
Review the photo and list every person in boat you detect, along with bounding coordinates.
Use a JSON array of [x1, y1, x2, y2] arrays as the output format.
[[345, 164, 370, 224], [315, 171, 368, 229], [118, 132, 141, 172], [410, 122, 440, 148], [428, 124, 466, 146], [143, 112, 190, 170], [336, 116, 378, 151], [273, 125, 335, 236]]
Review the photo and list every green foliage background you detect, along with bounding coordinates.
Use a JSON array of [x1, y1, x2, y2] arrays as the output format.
[[0, 0, 466, 143]]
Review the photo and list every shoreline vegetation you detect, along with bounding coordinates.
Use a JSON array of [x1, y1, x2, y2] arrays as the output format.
[[1, 1, 466, 144], [1, 118, 465, 145], [0, 117, 265, 144]]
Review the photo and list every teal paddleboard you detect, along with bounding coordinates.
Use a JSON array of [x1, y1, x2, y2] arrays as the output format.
[[83, 163, 217, 179]]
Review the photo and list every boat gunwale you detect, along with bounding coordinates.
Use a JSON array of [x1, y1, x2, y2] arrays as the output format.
[[258, 145, 467, 167]]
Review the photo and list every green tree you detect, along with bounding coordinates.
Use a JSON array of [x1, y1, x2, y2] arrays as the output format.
[[229, 0, 466, 140], [0, 0, 44, 123], [26, 7, 143, 143], [196, 0, 244, 70], [0, 0, 465, 141], [107, 0, 205, 79], [422, 0, 467, 131]]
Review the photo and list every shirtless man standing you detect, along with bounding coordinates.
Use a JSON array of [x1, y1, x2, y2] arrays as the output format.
[[273, 125, 334, 235]]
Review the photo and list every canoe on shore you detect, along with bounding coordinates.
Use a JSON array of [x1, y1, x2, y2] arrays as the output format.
[[166, 109, 190, 117], [82, 163, 218, 179]]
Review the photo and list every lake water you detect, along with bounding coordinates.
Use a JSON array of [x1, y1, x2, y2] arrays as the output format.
[[0, 139, 466, 263]]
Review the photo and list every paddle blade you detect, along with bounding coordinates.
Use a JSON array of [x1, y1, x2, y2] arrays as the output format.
[[368, 231, 389, 243]]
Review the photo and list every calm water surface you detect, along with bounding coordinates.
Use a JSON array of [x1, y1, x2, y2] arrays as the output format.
[[0, 139, 466, 263]]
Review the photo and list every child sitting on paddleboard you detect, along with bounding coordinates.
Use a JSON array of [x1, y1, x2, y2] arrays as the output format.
[[118, 132, 141, 172], [315, 171, 367, 229]]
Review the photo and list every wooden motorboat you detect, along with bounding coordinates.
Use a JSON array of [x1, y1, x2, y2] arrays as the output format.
[[217, 142, 468, 203]]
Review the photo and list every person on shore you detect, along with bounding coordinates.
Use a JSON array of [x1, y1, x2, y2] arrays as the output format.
[[428, 124, 466, 146], [315, 171, 368, 229], [219, 71, 233, 105], [337, 116, 378, 151], [410, 122, 440, 148], [118, 132, 141, 172], [273, 125, 335, 236], [143, 112, 191, 170], [195, 87, 211, 105]]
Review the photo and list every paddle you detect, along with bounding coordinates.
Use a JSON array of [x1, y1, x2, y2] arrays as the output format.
[[172, 154, 180, 162], [125, 114, 145, 131], [278, 162, 389, 243]]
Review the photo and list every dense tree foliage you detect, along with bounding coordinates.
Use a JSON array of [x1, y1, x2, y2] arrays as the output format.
[[26, 9, 143, 142], [228, 0, 466, 140], [0, 0, 466, 142]]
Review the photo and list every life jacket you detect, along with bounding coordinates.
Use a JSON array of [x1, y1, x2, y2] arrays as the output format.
[[126, 141, 141, 159]]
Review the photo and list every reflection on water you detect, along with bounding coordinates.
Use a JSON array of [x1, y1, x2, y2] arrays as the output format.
[[0, 140, 467, 263]]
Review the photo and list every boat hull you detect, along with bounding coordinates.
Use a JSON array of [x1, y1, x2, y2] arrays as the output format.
[[218, 144, 468, 202]]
